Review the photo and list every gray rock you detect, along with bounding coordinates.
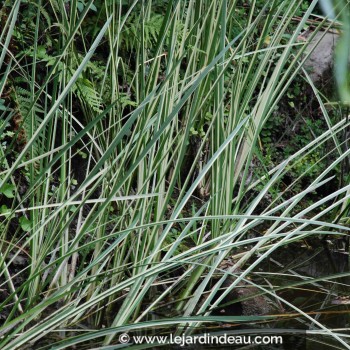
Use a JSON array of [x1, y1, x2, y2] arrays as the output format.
[[303, 31, 339, 83], [8, 253, 28, 266]]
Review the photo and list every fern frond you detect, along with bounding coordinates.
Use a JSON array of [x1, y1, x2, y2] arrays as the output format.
[[75, 78, 102, 113], [12, 86, 43, 160]]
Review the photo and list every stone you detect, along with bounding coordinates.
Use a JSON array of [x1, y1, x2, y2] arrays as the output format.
[[303, 31, 339, 83]]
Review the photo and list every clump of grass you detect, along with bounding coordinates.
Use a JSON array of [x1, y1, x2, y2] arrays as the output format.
[[0, 0, 350, 349]]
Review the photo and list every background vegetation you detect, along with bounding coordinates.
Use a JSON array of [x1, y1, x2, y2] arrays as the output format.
[[0, 0, 350, 349]]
